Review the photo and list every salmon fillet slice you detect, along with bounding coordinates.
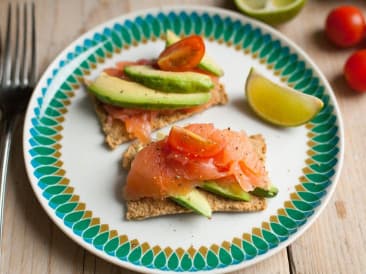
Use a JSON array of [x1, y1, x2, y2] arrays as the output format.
[[123, 134, 268, 220]]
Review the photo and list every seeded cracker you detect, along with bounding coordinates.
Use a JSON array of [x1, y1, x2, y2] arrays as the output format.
[[123, 135, 268, 220], [91, 83, 228, 149]]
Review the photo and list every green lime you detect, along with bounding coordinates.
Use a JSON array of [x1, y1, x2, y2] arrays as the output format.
[[245, 68, 323, 127], [234, 0, 306, 25]]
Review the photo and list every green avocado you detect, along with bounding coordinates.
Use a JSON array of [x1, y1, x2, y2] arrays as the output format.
[[170, 189, 212, 218], [87, 73, 211, 109], [250, 185, 279, 198], [201, 181, 251, 201], [165, 30, 224, 77], [124, 65, 214, 93]]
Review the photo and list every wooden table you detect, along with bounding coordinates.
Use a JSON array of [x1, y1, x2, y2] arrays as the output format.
[[1, 0, 365, 273]]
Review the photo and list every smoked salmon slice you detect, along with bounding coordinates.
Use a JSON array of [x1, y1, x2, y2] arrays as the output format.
[[124, 124, 269, 200]]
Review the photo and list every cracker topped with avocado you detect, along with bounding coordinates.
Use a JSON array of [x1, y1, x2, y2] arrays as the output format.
[[86, 31, 227, 149], [122, 123, 278, 220]]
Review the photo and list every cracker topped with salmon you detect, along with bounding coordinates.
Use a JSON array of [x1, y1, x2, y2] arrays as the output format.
[[122, 123, 278, 220], [86, 31, 228, 149]]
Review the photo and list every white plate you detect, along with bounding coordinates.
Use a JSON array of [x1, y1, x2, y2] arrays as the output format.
[[23, 6, 344, 273]]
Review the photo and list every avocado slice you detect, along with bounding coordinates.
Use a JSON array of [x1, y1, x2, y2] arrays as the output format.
[[250, 185, 279, 198], [124, 65, 214, 93], [166, 30, 224, 77], [87, 73, 211, 109], [170, 189, 212, 218], [201, 181, 251, 201]]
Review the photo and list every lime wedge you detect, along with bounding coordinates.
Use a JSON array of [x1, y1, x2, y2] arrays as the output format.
[[245, 68, 323, 127], [234, 0, 306, 25]]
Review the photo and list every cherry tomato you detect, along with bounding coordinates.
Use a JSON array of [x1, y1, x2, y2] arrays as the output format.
[[344, 49, 366, 92], [157, 35, 205, 71], [325, 6, 365, 48], [167, 126, 223, 157]]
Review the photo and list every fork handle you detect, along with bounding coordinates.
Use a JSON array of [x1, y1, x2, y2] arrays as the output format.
[[0, 117, 16, 246]]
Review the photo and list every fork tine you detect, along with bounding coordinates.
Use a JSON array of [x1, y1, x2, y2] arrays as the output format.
[[0, 30, 2, 82], [19, 3, 28, 86], [1, 3, 12, 86], [28, 2, 36, 86], [11, 4, 20, 85]]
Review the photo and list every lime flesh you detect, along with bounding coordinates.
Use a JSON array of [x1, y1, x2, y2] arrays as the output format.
[[234, 0, 306, 25], [245, 68, 323, 127]]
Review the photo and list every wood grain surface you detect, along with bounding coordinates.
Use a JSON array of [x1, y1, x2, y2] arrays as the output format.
[[0, 0, 365, 273]]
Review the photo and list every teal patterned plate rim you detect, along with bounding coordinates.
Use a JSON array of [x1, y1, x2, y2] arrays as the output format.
[[23, 6, 344, 273]]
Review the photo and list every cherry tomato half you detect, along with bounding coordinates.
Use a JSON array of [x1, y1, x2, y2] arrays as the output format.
[[157, 35, 205, 71], [325, 6, 365, 48], [344, 49, 366, 92], [167, 126, 223, 158]]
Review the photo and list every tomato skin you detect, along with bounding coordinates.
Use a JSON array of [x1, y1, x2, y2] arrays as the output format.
[[167, 126, 224, 158], [325, 6, 365, 48], [344, 49, 366, 92], [157, 35, 205, 71]]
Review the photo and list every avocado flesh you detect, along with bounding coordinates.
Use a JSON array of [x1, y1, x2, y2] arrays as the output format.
[[167, 183, 277, 217], [170, 189, 212, 218], [201, 181, 251, 201], [165, 30, 224, 77], [87, 73, 211, 109], [124, 65, 214, 93], [250, 185, 279, 198]]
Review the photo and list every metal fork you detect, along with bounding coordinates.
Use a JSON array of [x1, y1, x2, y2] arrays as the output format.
[[0, 3, 36, 246]]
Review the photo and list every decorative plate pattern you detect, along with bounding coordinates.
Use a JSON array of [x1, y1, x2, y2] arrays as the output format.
[[24, 6, 343, 273]]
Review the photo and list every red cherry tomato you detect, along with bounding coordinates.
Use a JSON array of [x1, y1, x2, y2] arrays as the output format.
[[344, 49, 366, 92], [157, 35, 205, 71], [325, 6, 365, 48], [167, 126, 224, 158]]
